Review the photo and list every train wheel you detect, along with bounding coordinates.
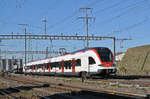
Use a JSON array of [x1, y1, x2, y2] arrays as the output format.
[[81, 72, 87, 83], [104, 74, 110, 79], [24, 73, 27, 76]]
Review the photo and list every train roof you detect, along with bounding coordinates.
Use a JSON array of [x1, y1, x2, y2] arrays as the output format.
[[25, 47, 110, 65], [71, 47, 109, 54]]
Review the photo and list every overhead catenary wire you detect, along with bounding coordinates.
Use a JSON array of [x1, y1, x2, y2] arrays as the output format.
[[46, 0, 104, 32], [85, 0, 147, 36], [0, 0, 26, 32], [94, 0, 127, 14], [118, 18, 148, 32], [59, 0, 102, 36], [84, 0, 105, 7], [1, 0, 149, 60], [102, 1, 150, 37], [105, 17, 149, 36], [69, 0, 104, 31], [37, 0, 58, 17], [16, 0, 25, 8], [0, 0, 7, 9], [46, 11, 78, 31], [96, 0, 147, 26]]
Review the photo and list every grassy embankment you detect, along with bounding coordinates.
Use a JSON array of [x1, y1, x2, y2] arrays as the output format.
[[117, 45, 150, 75]]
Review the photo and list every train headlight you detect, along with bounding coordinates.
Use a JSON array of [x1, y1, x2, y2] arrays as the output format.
[[98, 64, 104, 67]]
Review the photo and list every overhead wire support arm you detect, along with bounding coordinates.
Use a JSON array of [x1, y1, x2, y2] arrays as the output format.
[[79, 8, 93, 10], [114, 37, 132, 62], [116, 38, 132, 41], [0, 50, 61, 55], [78, 17, 95, 20], [0, 34, 131, 63], [0, 34, 114, 40]]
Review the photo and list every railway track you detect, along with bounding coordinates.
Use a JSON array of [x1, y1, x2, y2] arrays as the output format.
[[2, 77, 147, 99], [89, 75, 150, 88], [0, 86, 51, 99], [0, 89, 18, 99], [0, 75, 81, 99], [0, 75, 50, 99], [1, 75, 150, 99]]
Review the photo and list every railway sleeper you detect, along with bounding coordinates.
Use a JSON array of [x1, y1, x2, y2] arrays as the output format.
[[32, 93, 50, 99], [0, 90, 18, 99]]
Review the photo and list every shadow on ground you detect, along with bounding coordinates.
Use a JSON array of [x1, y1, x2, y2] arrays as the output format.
[[44, 90, 146, 99], [0, 83, 49, 96], [0, 83, 148, 99], [92, 75, 150, 80]]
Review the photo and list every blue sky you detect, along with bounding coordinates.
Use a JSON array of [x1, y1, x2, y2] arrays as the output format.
[[0, 0, 150, 61]]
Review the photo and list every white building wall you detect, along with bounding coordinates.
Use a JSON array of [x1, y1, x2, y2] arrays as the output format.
[[116, 53, 125, 61]]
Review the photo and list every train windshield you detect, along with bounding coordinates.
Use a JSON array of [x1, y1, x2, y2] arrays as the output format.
[[96, 48, 113, 62]]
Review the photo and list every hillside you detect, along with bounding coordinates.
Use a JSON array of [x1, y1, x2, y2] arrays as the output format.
[[117, 45, 150, 75]]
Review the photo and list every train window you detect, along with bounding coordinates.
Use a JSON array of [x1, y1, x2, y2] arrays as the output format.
[[58, 62, 61, 69], [64, 61, 68, 69], [53, 62, 56, 67], [51, 63, 54, 69], [75, 59, 81, 66], [42, 64, 44, 70], [52, 62, 58, 68], [69, 65, 71, 69], [33, 65, 35, 69], [45, 63, 49, 69], [51, 65, 53, 69], [69, 61, 72, 69], [54, 62, 61, 69], [39, 64, 41, 69], [89, 57, 96, 65], [38, 64, 42, 69], [37, 65, 39, 69], [41, 64, 43, 69], [40, 64, 42, 69], [27, 66, 30, 70], [58, 66, 61, 69], [25, 66, 30, 70], [64, 61, 71, 69], [96, 48, 112, 62], [30, 66, 32, 69], [56, 62, 60, 67]]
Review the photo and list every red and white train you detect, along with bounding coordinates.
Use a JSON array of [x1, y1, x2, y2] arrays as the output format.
[[23, 47, 117, 77]]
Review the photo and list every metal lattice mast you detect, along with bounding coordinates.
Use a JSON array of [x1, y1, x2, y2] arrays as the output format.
[[78, 8, 95, 48]]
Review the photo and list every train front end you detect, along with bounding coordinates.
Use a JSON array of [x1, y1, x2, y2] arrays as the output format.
[[94, 47, 117, 75]]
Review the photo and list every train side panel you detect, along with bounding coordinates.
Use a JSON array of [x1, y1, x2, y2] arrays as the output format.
[[23, 47, 117, 76]]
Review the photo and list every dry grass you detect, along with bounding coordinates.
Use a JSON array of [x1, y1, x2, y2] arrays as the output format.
[[117, 45, 150, 75]]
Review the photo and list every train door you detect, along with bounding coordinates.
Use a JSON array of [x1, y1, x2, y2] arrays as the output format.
[[81, 56, 88, 72], [88, 57, 97, 72], [72, 59, 75, 72], [35, 64, 37, 72], [43, 64, 45, 72], [49, 63, 51, 72], [61, 61, 64, 72], [32, 65, 34, 72]]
